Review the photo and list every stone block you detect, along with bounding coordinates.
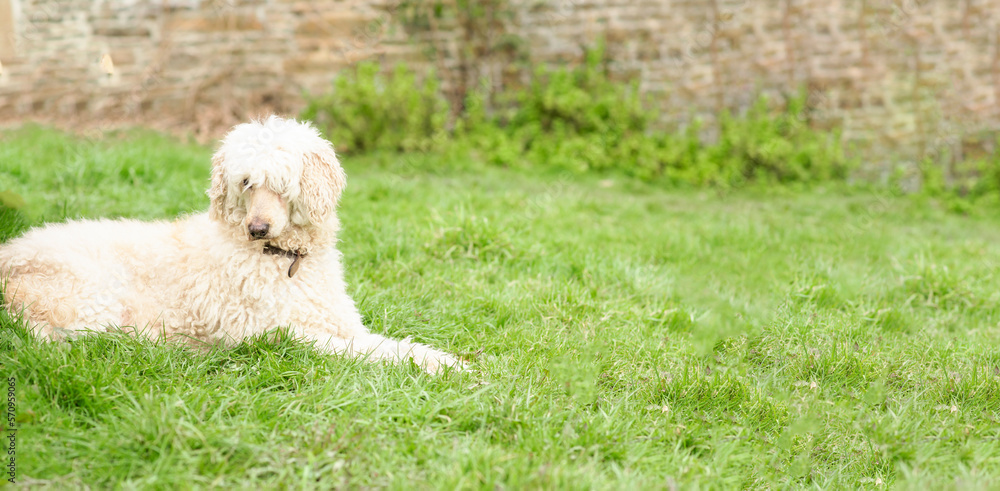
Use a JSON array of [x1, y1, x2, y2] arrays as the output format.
[[166, 13, 264, 32], [283, 54, 349, 74]]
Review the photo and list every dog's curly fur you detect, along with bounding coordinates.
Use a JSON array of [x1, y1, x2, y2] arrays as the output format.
[[0, 116, 462, 373]]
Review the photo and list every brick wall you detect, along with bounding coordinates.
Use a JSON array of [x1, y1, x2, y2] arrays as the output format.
[[1, 0, 998, 166]]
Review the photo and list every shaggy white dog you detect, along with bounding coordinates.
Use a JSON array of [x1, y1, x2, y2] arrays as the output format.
[[0, 116, 463, 373]]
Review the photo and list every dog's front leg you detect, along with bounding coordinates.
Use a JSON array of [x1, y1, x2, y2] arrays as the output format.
[[301, 331, 465, 374]]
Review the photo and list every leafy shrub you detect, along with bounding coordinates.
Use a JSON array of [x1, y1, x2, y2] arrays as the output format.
[[301, 63, 450, 153], [463, 48, 856, 186], [302, 44, 858, 187], [712, 94, 853, 185], [509, 43, 649, 138], [917, 139, 1000, 212], [458, 42, 683, 178]]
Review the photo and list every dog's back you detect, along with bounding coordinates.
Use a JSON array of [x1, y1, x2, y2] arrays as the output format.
[[0, 217, 177, 338]]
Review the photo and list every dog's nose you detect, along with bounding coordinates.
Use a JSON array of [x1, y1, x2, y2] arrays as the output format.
[[248, 221, 270, 239]]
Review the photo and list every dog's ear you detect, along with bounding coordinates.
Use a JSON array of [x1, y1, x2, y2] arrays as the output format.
[[208, 151, 229, 222], [299, 145, 346, 224]]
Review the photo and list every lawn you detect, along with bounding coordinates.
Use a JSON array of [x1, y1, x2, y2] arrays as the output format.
[[1, 126, 999, 488]]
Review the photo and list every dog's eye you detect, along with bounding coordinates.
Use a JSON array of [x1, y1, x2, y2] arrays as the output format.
[[242, 178, 250, 188]]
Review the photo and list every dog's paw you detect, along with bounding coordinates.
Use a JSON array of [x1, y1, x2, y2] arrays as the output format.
[[415, 349, 467, 374]]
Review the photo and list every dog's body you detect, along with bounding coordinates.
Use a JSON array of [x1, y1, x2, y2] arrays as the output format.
[[0, 117, 462, 373]]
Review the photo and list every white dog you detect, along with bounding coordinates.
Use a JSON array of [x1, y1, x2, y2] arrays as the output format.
[[0, 116, 463, 373]]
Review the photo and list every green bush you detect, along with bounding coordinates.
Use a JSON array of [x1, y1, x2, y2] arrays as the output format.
[[710, 94, 853, 186], [509, 44, 649, 138], [917, 144, 1000, 212], [963, 155, 1000, 199], [301, 44, 858, 187], [301, 63, 450, 153]]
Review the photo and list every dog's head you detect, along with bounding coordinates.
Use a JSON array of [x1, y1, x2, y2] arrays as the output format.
[[208, 116, 346, 243]]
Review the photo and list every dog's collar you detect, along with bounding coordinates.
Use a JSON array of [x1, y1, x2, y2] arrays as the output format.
[[263, 245, 305, 278]]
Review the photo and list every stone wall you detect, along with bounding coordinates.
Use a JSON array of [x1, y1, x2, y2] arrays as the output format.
[[1, 0, 998, 165]]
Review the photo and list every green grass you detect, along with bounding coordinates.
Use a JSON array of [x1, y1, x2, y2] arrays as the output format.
[[1, 126, 999, 488]]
